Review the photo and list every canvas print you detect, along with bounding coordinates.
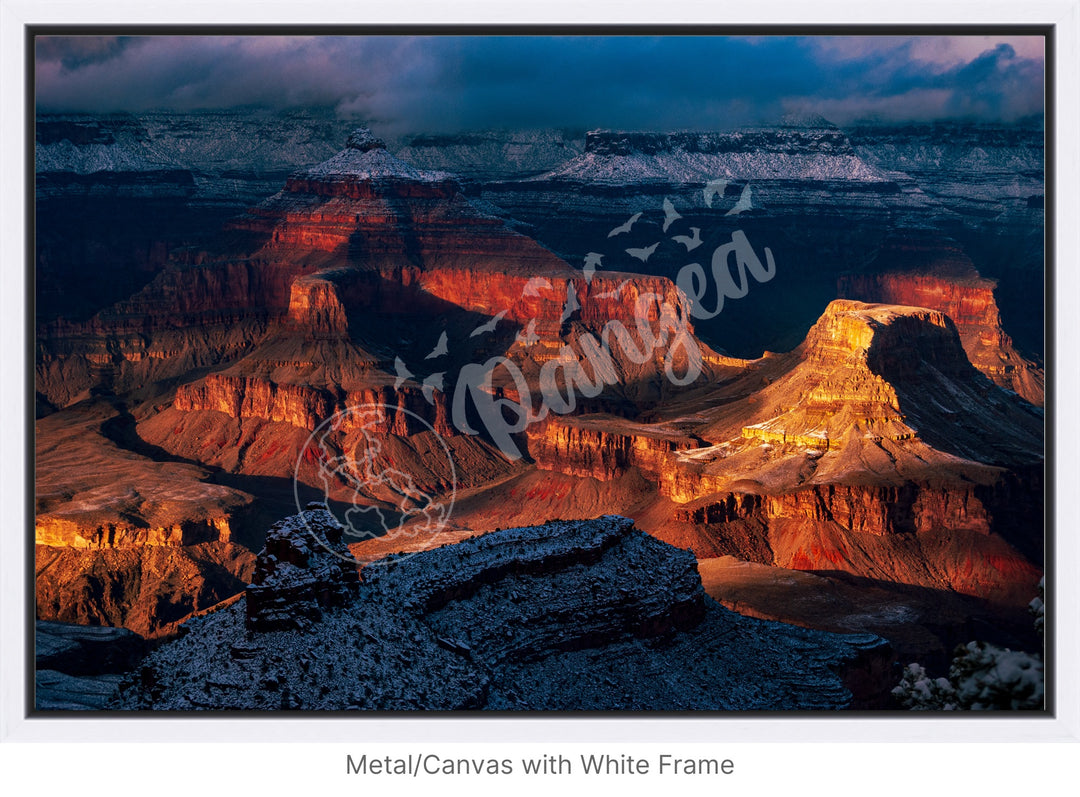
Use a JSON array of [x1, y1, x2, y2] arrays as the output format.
[[32, 32, 1046, 712]]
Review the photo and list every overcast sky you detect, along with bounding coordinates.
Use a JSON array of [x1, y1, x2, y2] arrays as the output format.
[[34, 34, 1045, 131]]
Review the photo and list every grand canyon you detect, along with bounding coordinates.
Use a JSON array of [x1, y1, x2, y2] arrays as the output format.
[[32, 36, 1047, 712]]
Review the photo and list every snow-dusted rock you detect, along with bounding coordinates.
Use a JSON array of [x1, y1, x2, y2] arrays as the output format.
[[538, 128, 890, 185], [296, 127, 452, 183], [390, 129, 586, 181], [113, 514, 893, 711], [245, 509, 360, 631]]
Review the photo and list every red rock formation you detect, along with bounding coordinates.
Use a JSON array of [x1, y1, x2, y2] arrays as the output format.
[[838, 238, 1043, 404], [285, 274, 349, 336], [525, 299, 1043, 606], [35, 257, 287, 409], [33, 129, 565, 601], [36, 542, 255, 638], [174, 374, 334, 431], [34, 401, 259, 637], [36, 516, 234, 549], [135, 129, 720, 500], [664, 475, 1040, 595], [37, 126, 716, 431], [527, 417, 700, 482], [34, 401, 254, 545], [531, 300, 1041, 490], [698, 300, 1042, 469]]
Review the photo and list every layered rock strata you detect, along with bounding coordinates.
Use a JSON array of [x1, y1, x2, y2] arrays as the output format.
[[526, 300, 1043, 605], [838, 251, 1043, 405], [35, 621, 148, 711]]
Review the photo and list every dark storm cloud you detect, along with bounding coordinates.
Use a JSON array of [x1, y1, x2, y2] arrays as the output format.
[[941, 43, 1046, 119], [35, 36, 430, 117], [35, 35, 140, 70], [782, 36, 1044, 123], [34, 35, 1044, 130]]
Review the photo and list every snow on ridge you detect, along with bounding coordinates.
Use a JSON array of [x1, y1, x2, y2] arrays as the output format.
[[389, 129, 586, 180], [853, 140, 1043, 176], [35, 111, 355, 177], [345, 127, 386, 152], [536, 129, 891, 184], [537, 148, 890, 184], [37, 116, 454, 185], [296, 144, 453, 183], [35, 139, 177, 175]]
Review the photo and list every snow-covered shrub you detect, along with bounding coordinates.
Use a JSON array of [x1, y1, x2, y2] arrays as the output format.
[[1029, 577, 1044, 641], [892, 662, 957, 710], [948, 641, 1043, 710], [893, 580, 1045, 711]]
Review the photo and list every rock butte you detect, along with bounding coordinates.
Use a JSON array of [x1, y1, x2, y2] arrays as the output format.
[[837, 235, 1043, 405]]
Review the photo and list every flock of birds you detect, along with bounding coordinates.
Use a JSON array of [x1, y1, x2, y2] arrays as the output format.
[[606, 184, 753, 265], [392, 183, 755, 402]]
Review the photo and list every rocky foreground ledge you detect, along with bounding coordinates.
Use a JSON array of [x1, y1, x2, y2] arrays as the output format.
[[107, 510, 892, 711]]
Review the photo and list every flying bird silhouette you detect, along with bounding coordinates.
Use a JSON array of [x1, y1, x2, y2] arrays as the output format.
[[560, 283, 581, 323], [626, 242, 659, 262], [393, 357, 413, 390], [607, 212, 642, 237], [521, 276, 554, 298], [421, 372, 445, 403], [672, 227, 703, 251], [469, 309, 508, 338], [662, 198, 682, 233], [582, 252, 604, 284], [424, 331, 448, 359], [726, 183, 753, 216], [703, 178, 729, 208], [515, 319, 540, 347]]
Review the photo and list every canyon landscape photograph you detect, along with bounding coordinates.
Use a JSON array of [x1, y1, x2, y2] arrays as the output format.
[[30, 31, 1048, 713]]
